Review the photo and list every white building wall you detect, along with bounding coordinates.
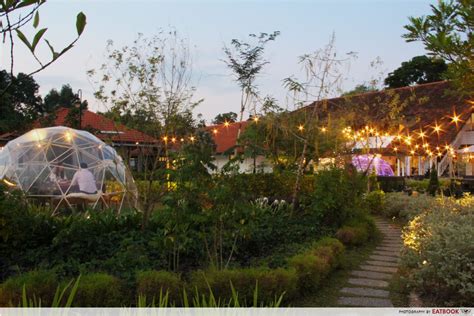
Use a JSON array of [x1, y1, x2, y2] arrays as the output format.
[[213, 155, 273, 173]]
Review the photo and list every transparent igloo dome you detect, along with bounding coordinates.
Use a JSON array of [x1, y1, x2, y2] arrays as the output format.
[[0, 126, 138, 214]]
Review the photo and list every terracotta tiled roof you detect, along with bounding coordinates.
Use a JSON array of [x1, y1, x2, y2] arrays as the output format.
[[205, 121, 249, 154], [37, 108, 159, 144], [302, 81, 473, 152]]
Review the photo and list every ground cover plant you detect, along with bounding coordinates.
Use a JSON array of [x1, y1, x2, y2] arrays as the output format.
[[0, 162, 375, 307]]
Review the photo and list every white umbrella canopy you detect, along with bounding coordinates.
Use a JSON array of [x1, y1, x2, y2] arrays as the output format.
[[0, 126, 138, 213]]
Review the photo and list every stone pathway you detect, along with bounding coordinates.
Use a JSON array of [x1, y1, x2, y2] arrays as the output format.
[[337, 217, 402, 307]]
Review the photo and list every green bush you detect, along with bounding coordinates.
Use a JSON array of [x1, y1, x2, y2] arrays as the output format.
[[311, 167, 367, 227], [310, 237, 345, 268], [188, 267, 297, 304], [335, 217, 376, 246], [364, 190, 385, 214], [401, 195, 474, 306], [136, 270, 182, 304], [288, 237, 345, 293], [0, 270, 58, 306], [382, 192, 437, 221], [73, 273, 125, 307]]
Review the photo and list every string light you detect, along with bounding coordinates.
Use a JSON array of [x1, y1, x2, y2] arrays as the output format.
[[417, 129, 426, 139], [253, 116, 259, 123], [163, 136, 168, 142], [451, 112, 461, 125], [298, 125, 304, 132], [190, 136, 195, 142], [321, 127, 327, 133], [433, 122, 443, 135], [171, 137, 176, 143], [213, 129, 218, 134], [224, 121, 230, 127]]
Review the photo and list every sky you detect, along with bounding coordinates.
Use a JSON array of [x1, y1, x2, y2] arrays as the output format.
[[1, 0, 437, 123]]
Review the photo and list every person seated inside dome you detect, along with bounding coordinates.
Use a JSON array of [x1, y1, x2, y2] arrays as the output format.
[[70, 162, 97, 194]]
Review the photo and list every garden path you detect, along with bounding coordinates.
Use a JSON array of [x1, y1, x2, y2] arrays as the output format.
[[337, 217, 402, 307]]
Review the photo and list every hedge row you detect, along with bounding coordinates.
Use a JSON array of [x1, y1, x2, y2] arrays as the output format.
[[0, 239, 346, 307]]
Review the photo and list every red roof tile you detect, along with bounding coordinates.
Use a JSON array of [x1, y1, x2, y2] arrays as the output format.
[[37, 108, 159, 144], [205, 121, 249, 154]]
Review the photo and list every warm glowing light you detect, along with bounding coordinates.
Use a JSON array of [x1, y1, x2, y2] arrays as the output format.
[[417, 130, 426, 138], [298, 125, 304, 132], [433, 123, 443, 134], [171, 137, 176, 143], [393, 147, 398, 152], [3, 179, 16, 187], [437, 152, 442, 157], [321, 127, 327, 133], [213, 129, 218, 134], [163, 136, 168, 142], [65, 131, 73, 142], [180, 138, 184, 142], [253, 116, 259, 122], [190, 136, 195, 142], [224, 121, 230, 127], [464, 147, 470, 153], [410, 150, 415, 155], [451, 112, 461, 125], [135, 142, 139, 145], [415, 144, 419, 149], [396, 135, 402, 140]]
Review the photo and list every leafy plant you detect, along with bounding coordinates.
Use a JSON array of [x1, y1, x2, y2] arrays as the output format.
[[401, 195, 474, 306]]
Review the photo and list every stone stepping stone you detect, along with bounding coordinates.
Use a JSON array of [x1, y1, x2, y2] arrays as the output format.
[[376, 246, 400, 252], [360, 264, 397, 274], [369, 255, 399, 262], [340, 287, 390, 298], [380, 241, 402, 246], [366, 260, 398, 267], [373, 251, 400, 258], [348, 278, 389, 288], [351, 270, 392, 280], [338, 296, 393, 307]]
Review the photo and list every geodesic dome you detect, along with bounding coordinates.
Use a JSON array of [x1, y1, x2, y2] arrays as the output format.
[[0, 126, 138, 214], [352, 154, 395, 176]]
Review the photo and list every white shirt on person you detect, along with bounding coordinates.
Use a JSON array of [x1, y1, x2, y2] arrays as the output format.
[[71, 168, 97, 194]]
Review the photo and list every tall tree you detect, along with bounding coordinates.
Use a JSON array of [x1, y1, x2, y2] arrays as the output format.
[[223, 31, 279, 148], [43, 84, 87, 112], [88, 29, 202, 225], [0, 70, 42, 133], [212, 112, 238, 124], [384, 55, 448, 88], [403, 0, 473, 94]]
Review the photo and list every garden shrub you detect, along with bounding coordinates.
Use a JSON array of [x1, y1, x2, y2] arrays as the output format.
[[401, 195, 474, 306], [311, 167, 367, 227], [335, 216, 376, 246], [73, 273, 125, 307], [364, 190, 385, 214], [188, 267, 297, 304], [288, 237, 345, 293], [136, 270, 182, 304], [0, 270, 58, 306], [382, 192, 436, 221], [310, 237, 345, 268], [288, 253, 330, 292]]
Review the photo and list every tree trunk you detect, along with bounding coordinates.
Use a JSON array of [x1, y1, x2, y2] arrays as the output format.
[[291, 140, 308, 211]]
